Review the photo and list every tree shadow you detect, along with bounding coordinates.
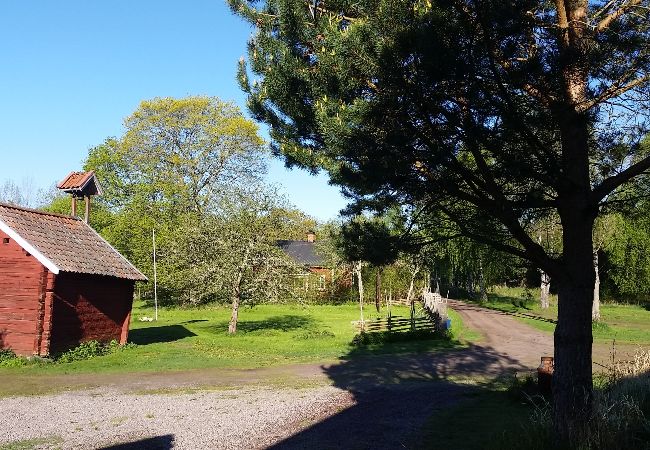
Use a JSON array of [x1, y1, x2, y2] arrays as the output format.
[[99, 434, 174, 449], [471, 296, 557, 324], [129, 325, 197, 345], [212, 315, 316, 333], [269, 333, 530, 449]]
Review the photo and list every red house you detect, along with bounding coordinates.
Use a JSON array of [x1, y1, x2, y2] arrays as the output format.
[[0, 202, 147, 356]]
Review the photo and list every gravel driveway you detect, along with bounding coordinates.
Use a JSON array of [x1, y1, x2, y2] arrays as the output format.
[[0, 386, 353, 449]]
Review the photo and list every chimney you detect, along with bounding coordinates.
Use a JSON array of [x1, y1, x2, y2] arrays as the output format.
[[306, 230, 316, 243], [56, 171, 102, 223]]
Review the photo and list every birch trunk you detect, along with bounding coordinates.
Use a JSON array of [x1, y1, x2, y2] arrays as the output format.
[[374, 267, 382, 313], [540, 270, 551, 309], [478, 257, 487, 302], [355, 261, 364, 323], [592, 251, 601, 322]]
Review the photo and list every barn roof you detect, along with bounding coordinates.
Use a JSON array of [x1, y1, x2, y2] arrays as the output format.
[[0, 203, 147, 281], [277, 240, 326, 267]]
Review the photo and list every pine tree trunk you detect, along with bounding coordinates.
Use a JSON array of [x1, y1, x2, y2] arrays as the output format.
[[375, 267, 382, 313], [592, 251, 600, 322], [553, 197, 596, 443], [540, 270, 550, 309]]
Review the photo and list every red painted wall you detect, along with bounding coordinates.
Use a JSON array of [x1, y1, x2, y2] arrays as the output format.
[[0, 231, 43, 355], [50, 273, 135, 353]]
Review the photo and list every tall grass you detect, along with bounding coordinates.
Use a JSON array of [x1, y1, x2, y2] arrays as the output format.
[[496, 350, 650, 449]]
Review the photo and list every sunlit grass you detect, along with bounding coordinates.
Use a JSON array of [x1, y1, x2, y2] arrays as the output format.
[[474, 286, 650, 344]]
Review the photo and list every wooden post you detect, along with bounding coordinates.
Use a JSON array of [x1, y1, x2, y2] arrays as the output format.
[[84, 196, 90, 223], [71, 196, 77, 217]]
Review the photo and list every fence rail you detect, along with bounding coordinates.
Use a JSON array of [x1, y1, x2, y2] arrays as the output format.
[[352, 292, 450, 334], [352, 315, 435, 333]]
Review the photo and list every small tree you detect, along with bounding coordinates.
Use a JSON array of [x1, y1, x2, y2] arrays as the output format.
[[167, 188, 298, 332]]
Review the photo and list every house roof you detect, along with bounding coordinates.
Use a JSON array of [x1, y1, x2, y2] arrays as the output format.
[[57, 171, 103, 195], [0, 203, 147, 281], [277, 240, 326, 267]]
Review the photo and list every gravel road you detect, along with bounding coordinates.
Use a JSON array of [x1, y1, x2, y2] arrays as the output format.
[[0, 386, 353, 450], [0, 300, 561, 449]]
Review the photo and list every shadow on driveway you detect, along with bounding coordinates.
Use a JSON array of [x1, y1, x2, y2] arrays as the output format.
[[270, 339, 527, 450]]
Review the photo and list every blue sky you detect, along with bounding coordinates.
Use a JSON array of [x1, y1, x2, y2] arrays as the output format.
[[0, 1, 347, 221]]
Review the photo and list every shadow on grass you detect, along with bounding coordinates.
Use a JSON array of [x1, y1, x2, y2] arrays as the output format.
[[129, 325, 197, 345], [99, 434, 174, 449], [212, 315, 316, 333], [269, 327, 531, 449], [479, 295, 557, 324]]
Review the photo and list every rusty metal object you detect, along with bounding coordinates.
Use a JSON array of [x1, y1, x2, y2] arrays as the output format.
[[537, 356, 554, 397]]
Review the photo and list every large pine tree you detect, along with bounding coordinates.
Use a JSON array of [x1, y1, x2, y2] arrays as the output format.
[[229, 0, 650, 441]]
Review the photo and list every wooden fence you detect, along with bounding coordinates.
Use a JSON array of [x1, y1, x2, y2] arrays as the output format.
[[422, 292, 448, 319], [352, 315, 435, 333]]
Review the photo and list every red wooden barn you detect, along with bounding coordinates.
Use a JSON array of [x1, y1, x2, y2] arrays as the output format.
[[0, 202, 147, 356]]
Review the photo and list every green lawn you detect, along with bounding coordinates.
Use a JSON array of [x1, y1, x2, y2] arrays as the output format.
[[0, 301, 465, 377], [477, 286, 650, 344]]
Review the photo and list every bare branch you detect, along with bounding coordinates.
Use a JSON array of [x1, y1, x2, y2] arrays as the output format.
[[591, 153, 650, 202], [596, 0, 643, 32], [581, 74, 650, 111]]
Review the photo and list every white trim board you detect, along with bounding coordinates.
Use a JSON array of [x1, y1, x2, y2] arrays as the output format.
[[0, 219, 60, 274]]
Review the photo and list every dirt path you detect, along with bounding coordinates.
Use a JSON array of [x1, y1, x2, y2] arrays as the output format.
[[0, 300, 631, 449], [448, 299, 554, 367]]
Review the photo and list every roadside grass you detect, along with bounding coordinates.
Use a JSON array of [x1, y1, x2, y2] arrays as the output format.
[[0, 302, 467, 382], [419, 379, 535, 450], [0, 436, 63, 450], [473, 286, 650, 344]]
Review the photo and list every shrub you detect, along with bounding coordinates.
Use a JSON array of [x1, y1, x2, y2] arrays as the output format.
[[56, 340, 135, 363]]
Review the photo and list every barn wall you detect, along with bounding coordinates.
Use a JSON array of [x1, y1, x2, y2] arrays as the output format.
[[50, 273, 135, 353], [0, 230, 43, 355]]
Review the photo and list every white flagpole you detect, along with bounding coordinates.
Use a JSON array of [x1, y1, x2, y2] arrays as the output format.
[[153, 228, 158, 321]]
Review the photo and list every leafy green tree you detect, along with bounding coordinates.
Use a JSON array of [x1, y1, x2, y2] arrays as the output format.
[[81, 96, 267, 294], [166, 188, 299, 332], [230, 0, 650, 439], [606, 208, 650, 300]]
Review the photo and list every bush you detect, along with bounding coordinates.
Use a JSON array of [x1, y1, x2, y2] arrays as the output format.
[[56, 340, 135, 363]]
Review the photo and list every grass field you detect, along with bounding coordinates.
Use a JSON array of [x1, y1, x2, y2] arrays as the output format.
[[0, 301, 467, 377], [477, 286, 650, 344]]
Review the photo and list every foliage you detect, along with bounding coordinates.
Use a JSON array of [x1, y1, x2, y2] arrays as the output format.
[[163, 187, 299, 307], [0, 178, 42, 208], [605, 207, 650, 299], [55, 340, 133, 363], [62, 96, 269, 303], [0, 349, 26, 368]]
